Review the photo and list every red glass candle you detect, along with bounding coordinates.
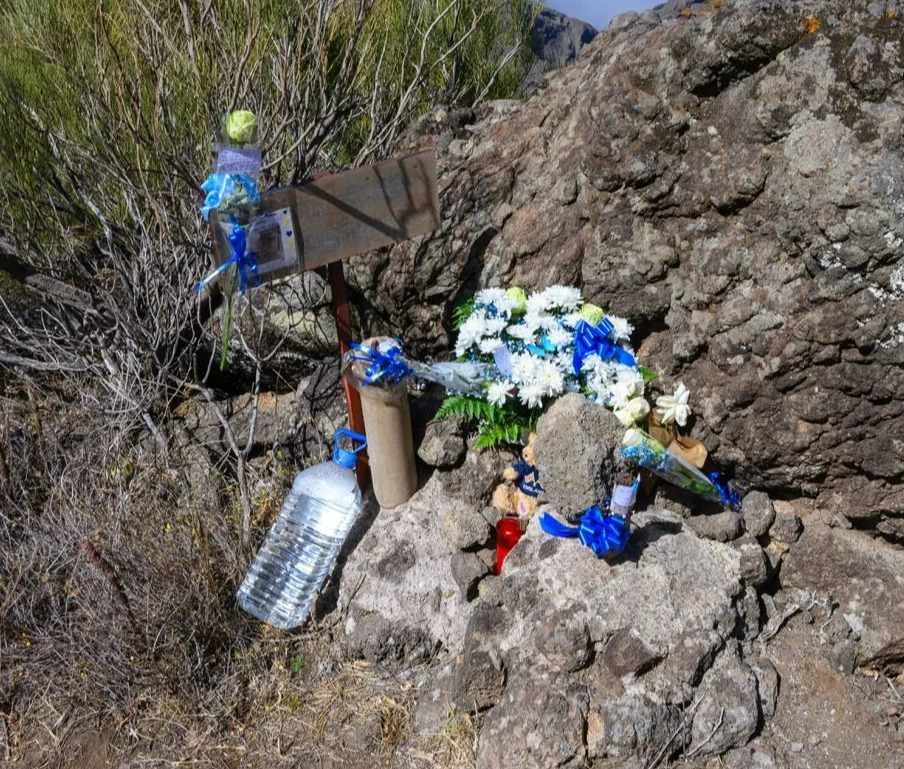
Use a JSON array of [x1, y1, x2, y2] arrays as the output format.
[[495, 517, 523, 575]]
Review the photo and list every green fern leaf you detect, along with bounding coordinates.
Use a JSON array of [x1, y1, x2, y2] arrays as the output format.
[[452, 297, 477, 329], [437, 391, 541, 449]]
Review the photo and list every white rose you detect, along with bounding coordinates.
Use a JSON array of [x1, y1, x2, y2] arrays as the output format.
[[614, 397, 651, 427]]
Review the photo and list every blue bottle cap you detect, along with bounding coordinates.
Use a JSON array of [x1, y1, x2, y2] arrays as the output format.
[[333, 429, 367, 469]]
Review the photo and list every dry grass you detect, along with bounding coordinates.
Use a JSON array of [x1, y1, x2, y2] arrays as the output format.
[[0, 385, 478, 769]]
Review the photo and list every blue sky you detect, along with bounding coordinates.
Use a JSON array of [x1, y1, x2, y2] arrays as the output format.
[[547, 1, 659, 29]]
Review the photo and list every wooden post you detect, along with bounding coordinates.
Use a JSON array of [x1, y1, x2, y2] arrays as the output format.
[[328, 260, 369, 487]]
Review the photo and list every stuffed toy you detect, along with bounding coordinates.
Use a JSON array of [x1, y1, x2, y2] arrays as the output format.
[[491, 433, 546, 519]]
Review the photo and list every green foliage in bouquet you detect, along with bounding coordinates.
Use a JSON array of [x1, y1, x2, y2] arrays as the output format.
[[452, 297, 478, 330], [436, 394, 537, 449]]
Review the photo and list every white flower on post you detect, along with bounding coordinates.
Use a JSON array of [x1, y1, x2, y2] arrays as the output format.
[[656, 383, 692, 427]]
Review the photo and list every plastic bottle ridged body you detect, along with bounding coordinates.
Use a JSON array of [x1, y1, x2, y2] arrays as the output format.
[[236, 459, 362, 629]]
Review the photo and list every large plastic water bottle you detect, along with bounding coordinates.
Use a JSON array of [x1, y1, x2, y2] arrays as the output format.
[[236, 429, 367, 629]]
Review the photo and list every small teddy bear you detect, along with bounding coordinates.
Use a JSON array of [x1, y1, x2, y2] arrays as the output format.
[[491, 432, 546, 520]]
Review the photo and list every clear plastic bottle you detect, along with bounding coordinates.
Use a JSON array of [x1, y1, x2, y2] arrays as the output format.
[[236, 429, 366, 629]]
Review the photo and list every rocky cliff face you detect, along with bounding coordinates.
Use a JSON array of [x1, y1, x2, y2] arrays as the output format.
[[531, 8, 598, 69], [350, 0, 904, 538]]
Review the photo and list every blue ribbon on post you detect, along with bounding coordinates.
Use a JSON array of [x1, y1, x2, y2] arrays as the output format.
[[539, 506, 630, 557], [572, 319, 636, 374], [349, 341, 415, 386], [196, 217, 260, 294]]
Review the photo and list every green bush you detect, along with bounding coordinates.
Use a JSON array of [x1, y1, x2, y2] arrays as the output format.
[[0, 0, 538, 418]]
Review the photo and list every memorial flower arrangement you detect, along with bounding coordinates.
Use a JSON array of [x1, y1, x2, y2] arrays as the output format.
[[347, 284, 740, 510], [436, 285, 655, 448]]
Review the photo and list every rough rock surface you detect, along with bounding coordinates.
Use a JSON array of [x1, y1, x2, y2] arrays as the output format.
[[352, 0, 904, 536], [534, 392, 629, 517], [742, 490, 777, 538], [686, 509, 744, 542], [417, 417, 468, 468], [469, 508, 749, 766], [339, 439, 904, 767], [531, 8, 597, 69], [339, 474, 472, 662], [782, 521, 904, 661]]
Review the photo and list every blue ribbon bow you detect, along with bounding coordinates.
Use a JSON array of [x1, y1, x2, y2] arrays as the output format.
[[349, 342, 414, 386], [196, 217, 260, 294], [572, 319, 636, 374], [539, 506, 630, 557]]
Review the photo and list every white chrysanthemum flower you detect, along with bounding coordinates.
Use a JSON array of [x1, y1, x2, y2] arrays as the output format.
[[523, 310, 556, 333], [479, 337, 502, 355], [581, 355, 621, 382], [505, 323, 534, 341], [483, 317, 508, 336], [535, 360, 565, 397], [456, 312, 508, 356], [656, 383, 692, 427], [542, 285, 582, 309], [487, 380, 513, 407], [608, 380, 637, 410], [518, 381, 546, 409], [510, 352, 540, 386], [614, 366, 645, 395], [553, 351, 574, 375], [506, 322, 535, 342], [590, 379, 615, 405], [562, 311, 584, 329], [459, 311, 487, 335], [580, 353, 604, 373], [475, 288, 508, 307], [526, 291, 549, 316], [546, 326, 573, 349], [476, 288, 524, 320], [456, 313, 486, 354], [494, 295, 523, 317], [607, 315, 634, 343]]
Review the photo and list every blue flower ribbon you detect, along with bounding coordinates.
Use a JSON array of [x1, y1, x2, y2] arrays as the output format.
[[196, 217, 259, 294], [709, 472, 741, 510], [572, 319, 636, 374], [200, 172, 260, 221], [349, 341, 414, 386], [539, 506, 630, 557]]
